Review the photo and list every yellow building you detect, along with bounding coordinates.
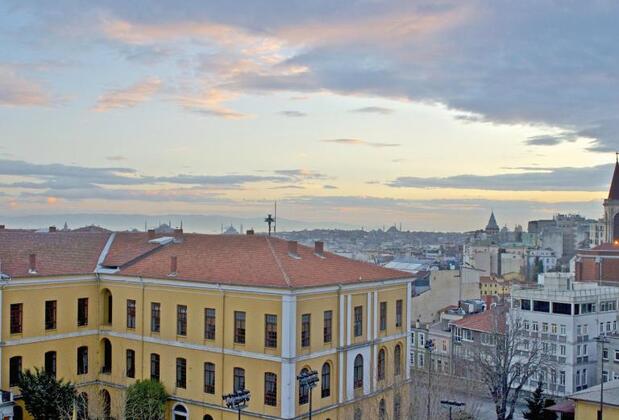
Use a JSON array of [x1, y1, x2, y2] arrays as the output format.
[[570, 380, 619, 420], [0, 226, 414, 419]]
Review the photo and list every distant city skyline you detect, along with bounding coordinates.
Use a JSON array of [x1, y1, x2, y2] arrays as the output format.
[[2, 1, 618, 230]]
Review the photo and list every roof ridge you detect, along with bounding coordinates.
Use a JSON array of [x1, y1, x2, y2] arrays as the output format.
[[265, 236, 291, 287]]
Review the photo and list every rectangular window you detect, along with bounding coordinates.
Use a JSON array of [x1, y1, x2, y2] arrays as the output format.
[[323, 310, 332, 343], [552, 302, 571, 315], [126, 300, 136, 329], [542, 322, 548, 333], [559, 370, 566, 385], [204, 308, 216, 340], [265, 314, 277, 348], [151, 302, 160, 333], [234, 367, 245, 391], [533, 300, 550, 312], [354, 306, 363, 337], [126, 349, 135, 378], [234, 311, 246, 344], [521, 299, 531, 310], [177, 305, 187, 336], [604, 348, 609, 360], [45, 300, 57, 330], [380, 302, 387, 331], [77, 298, 88, 326], [176, 358, 186, 388], [614, 350, 619, 362], [560, 324, 566, 335], [560, 345, 566, 356], [77, 346, 88, 375], [45, 351, 56, 378], [10, 303, 22, 334], [551, 323, 557, 334], [204, 362, 215, 394], [264, 372, 277, 406], [396, 299, 403, 327], [9, 356, 21, 386], [532, 322, 539, 332], [150, 353, 160, 381], [302, 314, 311, 347]]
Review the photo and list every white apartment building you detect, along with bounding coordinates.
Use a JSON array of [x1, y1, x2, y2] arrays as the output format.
[[511, 274, 619, 396]]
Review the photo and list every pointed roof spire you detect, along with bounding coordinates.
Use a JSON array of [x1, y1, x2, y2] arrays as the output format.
[[608, 154, 619, 200], [486, 211, 499, 231]]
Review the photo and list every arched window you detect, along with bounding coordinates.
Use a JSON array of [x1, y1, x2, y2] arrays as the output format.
[[101, 338, 112, 374], [234, 367, 245, 392], [264, 372, 277, 406], [77, 392, 88, 420], [321, 363, 331, 398], [379, 398, 386, 420], [101, 289, 112, 325], [9, 356, 21, 386], [353, 354, 363, 389], [172, 404, 188, 420], [299, 368, 309, 404], [204, 362, 215, 394], [377, 348, 385, 380], [203, 416, 214, 420], [394, 344, 402, 376], [394, 393, 401, 420], [100, 389, 111, 419]]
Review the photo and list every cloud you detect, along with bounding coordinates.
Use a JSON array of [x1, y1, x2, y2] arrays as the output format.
[[526, 133, 577, 146], [351, 106, 394, 115], [321, 138, 400, 148], [323, 184, 338, 189], [0, 64, 53, 107], [105, 155, 127, 161], [274, 169, 327, 180], [94, 77, 161, 111], [174, 90, 249, 119], [279, 110, 307, 117], [389, 164, 615, 192]]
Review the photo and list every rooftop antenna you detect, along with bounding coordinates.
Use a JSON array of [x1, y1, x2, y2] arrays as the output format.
[[274, 201, 277, 234], [265, 214, 275, 236]]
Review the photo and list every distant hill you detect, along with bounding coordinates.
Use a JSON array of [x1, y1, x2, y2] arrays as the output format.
[[0, 213, 357, 233]]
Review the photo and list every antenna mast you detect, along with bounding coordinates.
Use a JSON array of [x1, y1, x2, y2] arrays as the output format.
[[274, 201, 277, 234]]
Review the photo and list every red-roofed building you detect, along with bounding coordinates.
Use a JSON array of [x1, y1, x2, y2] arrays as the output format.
[[0, 227, 415, 419]]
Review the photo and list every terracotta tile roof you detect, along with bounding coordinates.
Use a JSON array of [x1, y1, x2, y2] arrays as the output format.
[[116, 233, 411, 288], [102, 232, 162, 267], [452, 306, 506, 333], [0, 230, 110, 277]]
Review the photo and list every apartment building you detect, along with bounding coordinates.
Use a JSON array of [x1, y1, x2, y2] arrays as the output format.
[[511, 274, 619, 396], [0, 227, 414, 419]]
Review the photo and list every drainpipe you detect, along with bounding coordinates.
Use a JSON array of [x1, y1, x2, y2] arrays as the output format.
[[140, 276, 145, 379]]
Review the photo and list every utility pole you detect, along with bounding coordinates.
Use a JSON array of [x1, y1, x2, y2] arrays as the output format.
[[425, 339, 435, 420], [297, 370, 319, 420], [596, 335, 610, 420], [223, 389, 251, 420]]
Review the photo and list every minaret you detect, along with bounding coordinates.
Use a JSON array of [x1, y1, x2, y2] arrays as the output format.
[[604, 154, 619, 243]]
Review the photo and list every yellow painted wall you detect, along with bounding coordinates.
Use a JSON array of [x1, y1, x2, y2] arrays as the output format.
[[575, 400, 619, 420]]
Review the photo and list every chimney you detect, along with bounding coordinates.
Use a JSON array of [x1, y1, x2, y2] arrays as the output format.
[[0, 225, 5, 230], [174, 228, 183, 242], [147, 229, 156, 239], [246, 229, 254, 235], [48, 226, 56, 233], [28, 253, 37, 274], [169, 256, 177, 276], [314, 241, 324, 256], [288, 240, 298, 257]]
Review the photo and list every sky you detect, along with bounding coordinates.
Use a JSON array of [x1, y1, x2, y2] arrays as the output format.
[[1, 0, 618, 231]]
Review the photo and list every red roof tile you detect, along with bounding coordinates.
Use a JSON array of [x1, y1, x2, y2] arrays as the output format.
[[452, 306, 506, 333], [102, 232, 162, 267], [0, 230, 110, 277], [116, 234, 411, 288]]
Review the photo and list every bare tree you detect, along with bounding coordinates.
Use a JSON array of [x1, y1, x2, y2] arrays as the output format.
[[473, 311, 553, 420]]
